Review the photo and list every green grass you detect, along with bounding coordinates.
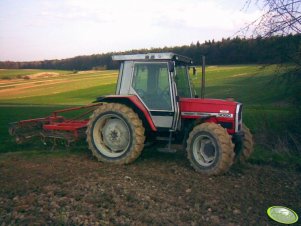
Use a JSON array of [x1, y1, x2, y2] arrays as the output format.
[[192, 65, 292, 106], [0, 66, 300, 166], [0, 83, 116, 105]]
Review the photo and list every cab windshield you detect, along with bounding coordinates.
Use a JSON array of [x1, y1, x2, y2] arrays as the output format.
[[175, 66, 192, 98]]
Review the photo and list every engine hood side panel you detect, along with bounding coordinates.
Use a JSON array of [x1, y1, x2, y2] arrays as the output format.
[[180, 98, 240, 134], [180, 98, 237, 116]]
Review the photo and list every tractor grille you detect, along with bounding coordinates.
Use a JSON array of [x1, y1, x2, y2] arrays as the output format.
[[235, 104, 243, 132]]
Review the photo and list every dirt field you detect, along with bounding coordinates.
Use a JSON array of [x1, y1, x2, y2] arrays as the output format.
[[0, 149, 300, 226]]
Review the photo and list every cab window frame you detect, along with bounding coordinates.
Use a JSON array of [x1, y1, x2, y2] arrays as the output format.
[[132, 61, 174, 111]]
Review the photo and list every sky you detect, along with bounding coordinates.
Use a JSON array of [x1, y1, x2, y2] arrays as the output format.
[[0, 0, 262, 61]]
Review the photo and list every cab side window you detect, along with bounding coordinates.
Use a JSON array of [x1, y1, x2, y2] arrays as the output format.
[[175, 66, 192, 98], [132, 63, 172, 110]]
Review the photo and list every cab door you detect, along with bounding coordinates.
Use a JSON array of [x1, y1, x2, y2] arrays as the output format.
[[130, 62, 178, 130]]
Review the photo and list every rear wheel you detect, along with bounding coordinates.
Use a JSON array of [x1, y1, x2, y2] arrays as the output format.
[[240, 124, 254, 161], [86, 103, 145, 164], [186, 123, 235, 175]]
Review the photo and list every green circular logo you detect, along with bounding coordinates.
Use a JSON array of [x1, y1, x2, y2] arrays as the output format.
[[267, 206, 299, 224]]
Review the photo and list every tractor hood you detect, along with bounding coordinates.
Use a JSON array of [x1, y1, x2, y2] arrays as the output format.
[[180, 98, 239, 119]]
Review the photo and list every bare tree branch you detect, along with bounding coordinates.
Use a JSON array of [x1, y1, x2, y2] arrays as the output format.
[[242, 0, 301, 37]]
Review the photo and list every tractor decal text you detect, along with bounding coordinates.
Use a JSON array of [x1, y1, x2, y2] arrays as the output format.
[[181, 112, 233, 118]]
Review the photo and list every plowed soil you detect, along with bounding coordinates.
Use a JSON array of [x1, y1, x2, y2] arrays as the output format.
[[0, 149, 300, 226]]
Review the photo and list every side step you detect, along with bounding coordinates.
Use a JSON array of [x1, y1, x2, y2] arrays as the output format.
[[156, 131, 178, 153], [157, 147, 177, 153], [157, 144, 184, 153], [156, 137, 175, 141]]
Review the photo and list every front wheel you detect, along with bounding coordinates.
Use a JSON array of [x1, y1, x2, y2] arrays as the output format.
[[186, 123, 235, 175], [240, 124, 254, 161], [86, 103, 145, 164]]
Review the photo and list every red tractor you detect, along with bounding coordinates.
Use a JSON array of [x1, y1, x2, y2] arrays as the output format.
[[9, 53, 253, 175]]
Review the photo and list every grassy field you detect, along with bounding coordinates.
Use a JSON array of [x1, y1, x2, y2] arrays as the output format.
[[0, 66, 300, 166], [193, 65, 294, 105], [0, 66, 291, 105]]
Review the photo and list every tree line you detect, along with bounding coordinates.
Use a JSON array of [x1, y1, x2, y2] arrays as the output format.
[[0, 34, 300, 70]]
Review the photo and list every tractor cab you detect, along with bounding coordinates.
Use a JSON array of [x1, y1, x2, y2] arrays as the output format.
[[112, 53, 194, 130]]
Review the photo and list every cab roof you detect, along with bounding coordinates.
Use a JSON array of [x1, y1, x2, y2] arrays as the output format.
[[112, 52, 193, 64]]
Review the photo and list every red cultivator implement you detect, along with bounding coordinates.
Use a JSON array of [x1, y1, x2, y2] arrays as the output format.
[[9, 103, 103, 146]]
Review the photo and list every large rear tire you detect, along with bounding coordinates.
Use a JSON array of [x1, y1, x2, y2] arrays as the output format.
[[240, 124, 254, 161], [186, 123, 235, 175], [86, 103, 145, 164]]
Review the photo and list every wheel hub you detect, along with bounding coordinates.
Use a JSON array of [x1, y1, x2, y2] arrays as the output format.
[[203, 143, 215, 159], [110, 130, 118, 140], [193, 135, 217, 166], [102, 118, 130, 152]]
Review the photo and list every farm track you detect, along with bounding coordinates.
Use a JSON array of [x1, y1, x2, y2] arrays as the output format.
[[0, 150, 300, 225]]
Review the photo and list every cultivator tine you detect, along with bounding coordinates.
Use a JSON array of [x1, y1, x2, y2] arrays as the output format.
[[50, 138, 57, 151], [41, 135, 47, 146], [8, 123, 16, 136]]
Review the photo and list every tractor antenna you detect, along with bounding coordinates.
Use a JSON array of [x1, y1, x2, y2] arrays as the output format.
[[201, 56, 206, 99]]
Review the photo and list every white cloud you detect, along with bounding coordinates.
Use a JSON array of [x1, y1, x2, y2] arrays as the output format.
[[0, 0, 263, 60], [38, 0, 260, 31], [39, 0, 261, 41]]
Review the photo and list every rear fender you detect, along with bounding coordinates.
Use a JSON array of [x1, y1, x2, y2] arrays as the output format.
[[95, 95, 157, 131]]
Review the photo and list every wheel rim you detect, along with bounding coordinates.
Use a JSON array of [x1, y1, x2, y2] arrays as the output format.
[[192, 134, 217, 167], [92, 114, 131, 158]]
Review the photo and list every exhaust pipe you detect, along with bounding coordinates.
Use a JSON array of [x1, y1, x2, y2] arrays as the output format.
[[201, 56, 205, 99]]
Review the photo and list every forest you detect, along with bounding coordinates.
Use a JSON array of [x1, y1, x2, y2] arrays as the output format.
[[0, 34, 300, 70]]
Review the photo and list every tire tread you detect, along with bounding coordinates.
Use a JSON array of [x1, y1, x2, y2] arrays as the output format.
[[86, 103, 145, 164], [186, 123, 235, 175]]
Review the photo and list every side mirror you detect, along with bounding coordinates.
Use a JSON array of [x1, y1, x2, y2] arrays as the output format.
[[168, 61, 175, 72]]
